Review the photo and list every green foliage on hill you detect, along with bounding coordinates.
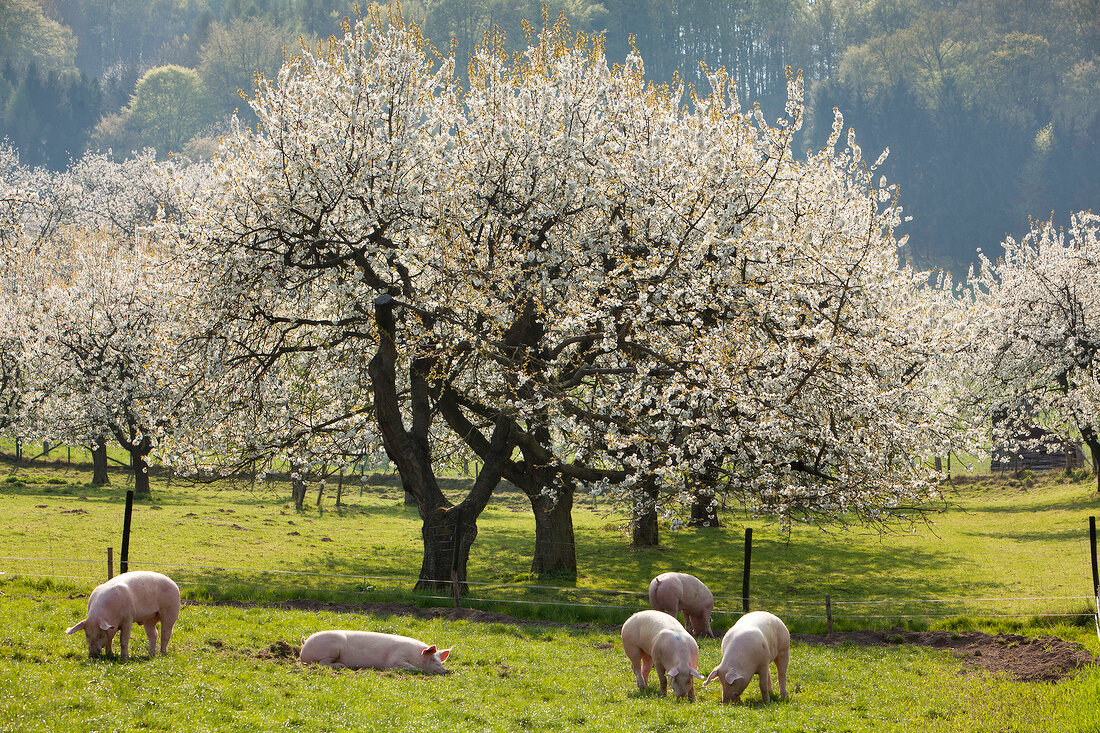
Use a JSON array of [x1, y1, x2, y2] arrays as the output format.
[[1, 0, 1097, 265]]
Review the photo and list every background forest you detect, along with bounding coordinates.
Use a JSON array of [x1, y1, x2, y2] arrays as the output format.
[[1, 0, 1097, 270]]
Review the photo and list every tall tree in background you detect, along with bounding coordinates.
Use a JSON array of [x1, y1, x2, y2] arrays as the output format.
[[91, 65, 211, 158], [198, 17, 298, 125], [0, 0, 78, 75], [2, 64, 102, 169]]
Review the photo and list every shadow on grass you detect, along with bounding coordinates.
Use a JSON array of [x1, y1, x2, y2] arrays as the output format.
[[961, 528, 1084, 543]]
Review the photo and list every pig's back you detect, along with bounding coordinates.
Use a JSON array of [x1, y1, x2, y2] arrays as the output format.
[[623, 609, 689, 651]]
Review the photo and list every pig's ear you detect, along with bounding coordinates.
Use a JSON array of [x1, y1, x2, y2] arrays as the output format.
[[666, 666, 680, 678], [438, 648, 451, 662], [422, 645, 437, 656], [98, 620, 114, 632], [65, 620, 87, 635], [703, 668, 721, 687], [724, 671, 742, 686], [690, 668, 705, 680]]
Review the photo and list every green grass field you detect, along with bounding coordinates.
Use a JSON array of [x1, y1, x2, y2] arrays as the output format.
[[2, 455, 1100, 731], [2, 575, 1099, 732]]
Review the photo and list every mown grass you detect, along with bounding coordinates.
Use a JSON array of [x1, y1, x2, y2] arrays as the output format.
[[1, 575, 1098, 733]]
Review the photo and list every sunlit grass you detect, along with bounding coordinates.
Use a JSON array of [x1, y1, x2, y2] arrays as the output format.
[[1, 575, 1095, 733]]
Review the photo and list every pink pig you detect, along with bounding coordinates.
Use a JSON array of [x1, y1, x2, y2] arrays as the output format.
[[65, 571, 181, 661], [300, 630, 453, 674], [621, 610, 704, 700], [648, 572, 715, 638], [704, 610, 790, 704]]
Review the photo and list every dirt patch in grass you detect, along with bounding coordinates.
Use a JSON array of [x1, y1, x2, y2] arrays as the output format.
[[257, 640, 300, 660], [793, 629, 1099, 682]]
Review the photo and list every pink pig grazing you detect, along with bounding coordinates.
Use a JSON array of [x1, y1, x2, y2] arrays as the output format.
[[300, 630, 452, 674], [65, 571, 181, 661], [704, 610, 790, 704], [621, 610, 704, 700], [648, 572, 715, 638]]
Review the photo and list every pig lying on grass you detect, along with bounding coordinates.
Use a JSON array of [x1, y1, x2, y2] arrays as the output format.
[[65, 571, 180, 661], [300, 630, 452, 674], [704, 610, 790, 704], [621, 609, 704, 700], [648, 572, 714, 638]]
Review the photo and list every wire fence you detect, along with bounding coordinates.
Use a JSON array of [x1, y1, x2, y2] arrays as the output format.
[[3, 554, 1096, 631]]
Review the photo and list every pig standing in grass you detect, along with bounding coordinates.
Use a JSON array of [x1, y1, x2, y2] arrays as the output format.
[[300, 630, 452, 674], [648, 572, 715, 638], [65, 571, 180, 661], [621, 609, 704, 700], [704, 610, 790, 704]]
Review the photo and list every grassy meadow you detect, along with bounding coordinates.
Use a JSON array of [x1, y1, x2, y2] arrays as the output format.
[[2, 454, 1100, 731]]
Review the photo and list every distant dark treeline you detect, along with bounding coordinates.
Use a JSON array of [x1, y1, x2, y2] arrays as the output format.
[[1, 0, 1096, 270]]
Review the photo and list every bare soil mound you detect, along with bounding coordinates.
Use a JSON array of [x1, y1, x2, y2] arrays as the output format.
[[793, 629, 1098, 682]]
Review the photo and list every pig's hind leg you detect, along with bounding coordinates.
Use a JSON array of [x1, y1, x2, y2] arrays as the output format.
[[159, 607, 179, 654], [624, 644, 651, 690], [143, 617, 159, 657], [775, 647, 789, 700]]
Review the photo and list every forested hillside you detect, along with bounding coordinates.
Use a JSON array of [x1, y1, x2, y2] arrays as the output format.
[[1, 0, 1096, 269]]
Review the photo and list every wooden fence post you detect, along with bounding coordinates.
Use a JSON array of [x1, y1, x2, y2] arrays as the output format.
[[742, 527, 753, 612], [107, 547, 113, 580], [1090, 516, 1098, 596], [826, 594, 833, 635], [120, 490, 134, 574]]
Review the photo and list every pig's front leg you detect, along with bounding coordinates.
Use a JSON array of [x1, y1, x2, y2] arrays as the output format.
[[119, 623, 132, 662], [758, 664, 772, 703], [656, 663, 668, 697]]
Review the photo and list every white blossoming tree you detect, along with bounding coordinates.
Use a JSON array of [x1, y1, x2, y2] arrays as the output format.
[[186, 11, 975, 588], [971, 212, 1100, 491], [0, 154, 33, 448], [13, 151, 201, 494]]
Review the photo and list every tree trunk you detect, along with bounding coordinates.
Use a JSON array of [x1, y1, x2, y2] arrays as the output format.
[[131, 449, 151, 497], [370, 295, 509, 592], [91, 436, 110, 485], [687, 488, 721, 527], [529, 484, 577, 577], [1090, 442, 1100, 494], [416, 503, 478, 593], [1081, 426, 1100, 493], [291, 470, 307, 509], [632, 479, 660, 547]]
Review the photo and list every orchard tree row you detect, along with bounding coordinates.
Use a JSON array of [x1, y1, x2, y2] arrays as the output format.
[[1, 18, 1097, 589]]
